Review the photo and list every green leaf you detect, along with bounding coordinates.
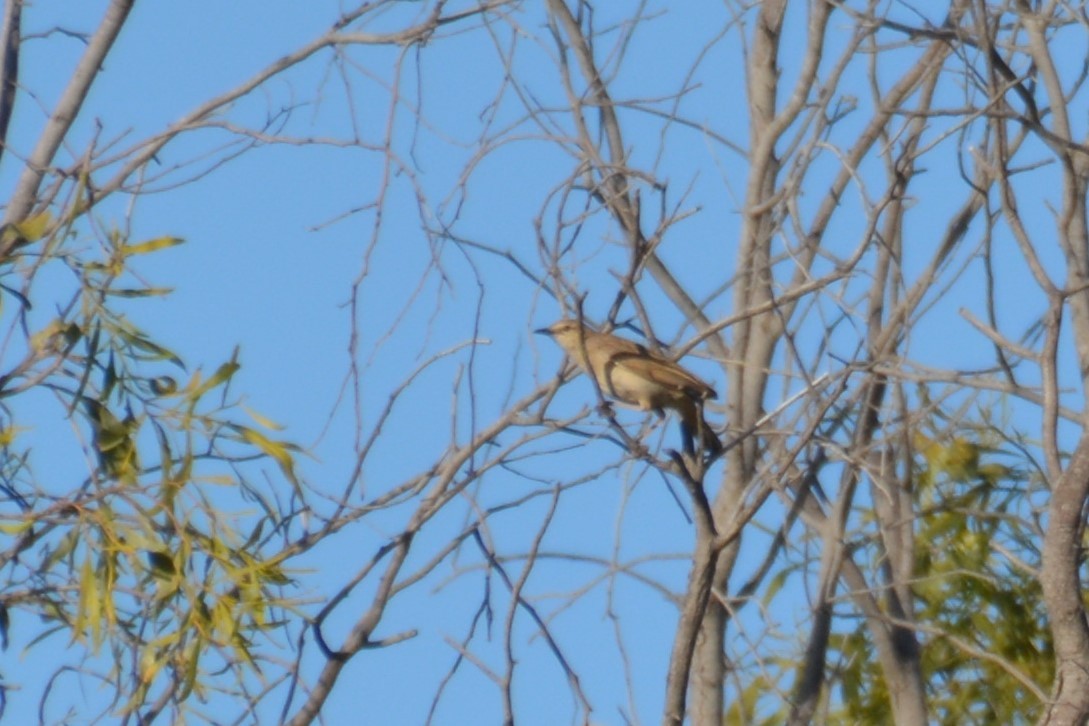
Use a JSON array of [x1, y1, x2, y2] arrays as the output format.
[[115, 325, 184, 368], [147, 551, 178, 579], [189, 360, 241, 401], [241, 521, 265, 550], [84, 399, 139, 480], [0, 426, 26, 448], [763, 567, 791, 606], [243, 405, 284, 431], [140, 642, 167, 685], [105, 287, 174, 298], [179, 635, 202, 699], [43, 528, 80, 570], [13, 211, 52, 242], [76, 555, 102, 648], [235, 426, 298, 488], [0, 519, 34, 535], [121, 236, 184, 256]]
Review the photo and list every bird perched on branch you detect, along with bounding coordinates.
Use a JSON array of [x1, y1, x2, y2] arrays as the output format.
[[537, 319, 721, 455]]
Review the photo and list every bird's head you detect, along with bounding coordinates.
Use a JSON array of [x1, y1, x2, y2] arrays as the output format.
[[536, 319, 600, 360], [535, 319, 577, 336], [535, 319, 591, 346]]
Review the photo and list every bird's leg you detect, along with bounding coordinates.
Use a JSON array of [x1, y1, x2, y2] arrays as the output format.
[[593, 400, 648, 457]]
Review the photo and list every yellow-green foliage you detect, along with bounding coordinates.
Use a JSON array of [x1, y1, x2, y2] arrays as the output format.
[[832, 427, 1051, 723], [0, 220, 304, 719]]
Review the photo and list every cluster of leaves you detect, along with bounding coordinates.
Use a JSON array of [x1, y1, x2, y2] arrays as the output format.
[[833, 423, 1052, 723], [0, 212, 304, 718], [719, 403, 1053, 724]]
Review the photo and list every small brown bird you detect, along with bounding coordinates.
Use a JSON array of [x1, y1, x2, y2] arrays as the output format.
[[537, 319, 721, 454]]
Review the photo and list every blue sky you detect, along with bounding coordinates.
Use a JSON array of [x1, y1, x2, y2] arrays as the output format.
[[1, 1, 1084, 724], [4, 3, 723, 722]]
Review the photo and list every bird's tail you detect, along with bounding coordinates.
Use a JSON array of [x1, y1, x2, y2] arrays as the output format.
[[679, 401, 722, 456]]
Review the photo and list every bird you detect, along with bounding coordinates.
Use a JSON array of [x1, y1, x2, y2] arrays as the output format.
[[536, 319, 721, 455]]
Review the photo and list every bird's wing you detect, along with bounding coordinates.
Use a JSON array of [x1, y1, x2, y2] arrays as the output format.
[[609, 350, 718, 400]]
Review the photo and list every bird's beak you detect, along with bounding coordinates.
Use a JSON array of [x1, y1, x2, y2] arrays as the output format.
[[534, 327, 553, 336]]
